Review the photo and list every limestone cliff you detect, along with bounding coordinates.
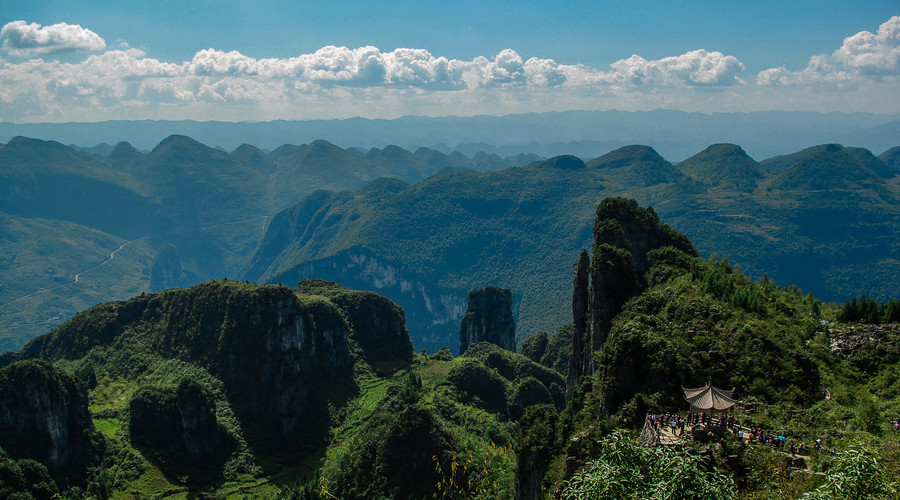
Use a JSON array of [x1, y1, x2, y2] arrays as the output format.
[[149, 243, 185, 292], [267, 249, 467, 354], [9, 280, 353, 447], [458, 286, 516, 355], [566, 249, 591, 399], [567, 198, 698, 401], [295, 279, 414, 368], [0, 360, 102, 482], [129, 379, 232, 474]]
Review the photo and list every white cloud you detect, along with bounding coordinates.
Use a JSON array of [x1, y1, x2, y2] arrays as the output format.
[[384, 48, 452, 85], [758, 16, 900, 86], [1, 20, 105, 58], [523, 57, 567, 87], [834, 15, 900, 75], [183, 46, 585, 90], [138, 80, 193, 103], [609, 50, 744, 86], [0, 43, 784, 123], [3, 16, 900, 122]]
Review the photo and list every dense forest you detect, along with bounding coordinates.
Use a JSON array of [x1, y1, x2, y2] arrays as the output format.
[[1, 197, 897, 498]]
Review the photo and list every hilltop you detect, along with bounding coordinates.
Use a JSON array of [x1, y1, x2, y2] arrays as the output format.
[[3, 110, 900, 161]]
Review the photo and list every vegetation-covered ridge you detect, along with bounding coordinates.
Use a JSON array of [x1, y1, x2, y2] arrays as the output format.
[[556, 199, 900, 499], [1, 204, 900, 496], [248, 140, 900, 356], [3, 134, 900, 356]]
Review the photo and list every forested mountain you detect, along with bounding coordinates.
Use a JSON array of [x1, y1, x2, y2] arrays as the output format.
[[247, 142, 900, 353], [0, 136, 512, 351], [1, 198, 897, 498], [2, 135, 899, 354]]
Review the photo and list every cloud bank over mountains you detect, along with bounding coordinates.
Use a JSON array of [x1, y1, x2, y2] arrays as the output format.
[[184, 46, 743, 90], [0, 21, 106, 58], [758, 15, 900, 86], [0, 16, 898, 122]]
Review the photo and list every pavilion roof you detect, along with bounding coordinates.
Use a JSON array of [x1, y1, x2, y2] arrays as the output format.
[[682, 384, 739, 411]]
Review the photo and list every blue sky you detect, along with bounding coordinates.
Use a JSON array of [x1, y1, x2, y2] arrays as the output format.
[[1, 1, 898, 122]]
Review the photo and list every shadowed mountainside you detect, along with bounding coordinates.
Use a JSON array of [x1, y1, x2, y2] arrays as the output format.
[[1, 136, 899, 355], [246, 142, 900, 353]]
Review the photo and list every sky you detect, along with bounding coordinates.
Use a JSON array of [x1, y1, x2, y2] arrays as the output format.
[[0, 0, 898, 122]]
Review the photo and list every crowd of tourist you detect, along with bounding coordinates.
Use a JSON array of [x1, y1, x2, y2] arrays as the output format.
[[647, 413, 688, 436], [645, 411, 837, 456]]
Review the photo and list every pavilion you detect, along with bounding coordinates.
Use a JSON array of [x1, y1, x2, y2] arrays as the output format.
[[682, 383, 740, 421]]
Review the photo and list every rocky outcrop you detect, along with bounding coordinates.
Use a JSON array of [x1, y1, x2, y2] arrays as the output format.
[[568, 198, 698, 406], [296, 279, 414, 368], [149, 243, 185, 291], [566, 250, 591, 400], [458, 286, 516, 355], [590, 198, 695, 342], [13, 280, 353, 448], [0, 360, 101, 482], [828, 323, 900, 355], [129, 379, 232, 474]]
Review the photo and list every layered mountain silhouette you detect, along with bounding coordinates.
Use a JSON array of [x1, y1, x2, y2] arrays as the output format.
[[1, 135, 899, 354], [4, 110, 899, 160]]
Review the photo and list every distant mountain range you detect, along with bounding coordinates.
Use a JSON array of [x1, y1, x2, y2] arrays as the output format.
[[246, 142, 900, 352], [1, 133, 898, 353], [2, 109, 899, 162]]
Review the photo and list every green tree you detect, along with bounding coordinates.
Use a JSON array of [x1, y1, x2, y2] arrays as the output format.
[[515, 405, 559, 500], [803, 446, 897, 500], [561, 431, 736, 499], [520, 332, 548, 363], [884, 299, 900, 323]]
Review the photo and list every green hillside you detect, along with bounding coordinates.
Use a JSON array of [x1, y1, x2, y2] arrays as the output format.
[[677, 143, 764, 190], [1, 198, 898, 498], [247, 143, 900, 354], [586, 144, 683, 187], [2, 135, 900, 358], [0, 137, 504, 351], [0, 211, 157, 352], [0, 137, 164, 239]]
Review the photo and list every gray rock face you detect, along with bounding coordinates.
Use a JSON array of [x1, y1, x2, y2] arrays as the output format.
[[295, 279, 414, 366], [150, 243, 185, 291], [566, 250, 591, 400], [269, 250, 467, 354], [458, 286, 515, 355], [0, 360, 99, 480], [13, 280, 353, 448], [129, 380, 227, 471]]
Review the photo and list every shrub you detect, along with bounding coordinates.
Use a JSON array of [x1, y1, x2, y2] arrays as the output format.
[[446, 360, 509, 415], [561, 431, 736, 499], [803, 446, 897, 499]]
